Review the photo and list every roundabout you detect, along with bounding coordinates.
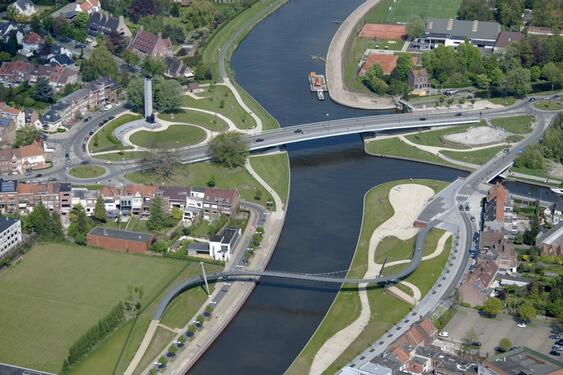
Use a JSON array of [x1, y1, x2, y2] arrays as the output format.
[[68, 165, 107, 179]]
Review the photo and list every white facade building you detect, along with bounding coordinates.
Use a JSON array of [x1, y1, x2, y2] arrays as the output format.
[[0, 217, 22, 259], [209, 227, 240, 262]]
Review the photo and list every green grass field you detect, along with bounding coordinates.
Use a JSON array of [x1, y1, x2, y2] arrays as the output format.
[[129, 125, 206, 149], [249, 153, 290, 207], [441, 145, 506, 165], [128, 161, 276, 209], [158, 110, 229, 132], [405, 122, 484, 149], [0, 243, 190, 373], [364, 0, 462, 23], [286, 179, 449, 375], [68, 165, 106, 179], [374, 236, 415, 263], [491, 116, 533, 134], [89, 114, 142, 153], [534, 99, 563, 111], [365, 137, 457, 168]]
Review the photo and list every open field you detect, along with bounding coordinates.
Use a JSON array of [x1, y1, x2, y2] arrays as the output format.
[[405, 122, 483, 148], [441, 146, 506, 165], [158, 110, 229, 132], [0, 243, 189, 373], [364, 0, 462, 23], [128, 162, 275, 209], [68, 165, 105, 178], [89, 114, 142, 153], [129, 125, 206, 149], [491, 116, 533, 134], [375, 236, 416, 263], [249, 153, 290, 206], [286, 179, 449, 375], [133, 327, 176, 375], [365, 137, 458, 168], [489, 96, 518, 106], [534, 99, 563, 111]]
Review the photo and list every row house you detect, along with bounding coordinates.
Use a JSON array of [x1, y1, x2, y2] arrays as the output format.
[[99, 184, 158, 217], [41, 77, 119, 130], [87, 11, 132, 38], [71, 187, 99, 215], [10, 181, 71, 214], [0, 61, 78, 90], [0, 140, 51, 175], [0, 102, 26, 129], [0, 117, 17, 148]]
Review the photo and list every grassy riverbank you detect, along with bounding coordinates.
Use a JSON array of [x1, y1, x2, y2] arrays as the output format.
[[286, 179, 449, 375], [249, 153, 290, 206]]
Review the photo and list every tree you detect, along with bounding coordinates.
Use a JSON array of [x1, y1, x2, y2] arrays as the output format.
[[12, 125, 41, 148], [6, 5, 18, 21], [475, 74, 490, 92], [142, 56, 165, 77], [170, 3, 180, 17], [457, 0, 494, 21], [153, 78, 183, 112], [499, 338, 512, 352], [80, 45, 118, 81], [209, 131, 249, 168], [129, 0, 156, 21], [151, 239, 168, 252], [514, 145, 544, 170], [363, 64, 388, 94], [482, 297, 503, 317], [158, 355, 168, 367], [25, 203, 64, 241], [126, 77, 144, 110], [170, 207, 183, 222], [147, 196, 169, 231], [406, 15, 425, 39], [123, 50, 140, 67], [207, 175, 216, 187], [502, 68, 532, 96], [32, 78, 53, 103], [183, 0, 217, 28], [518, 301, 536, 322], [542, 62, 562, 91], [93, 196, 107, 223], [68, 204, 93, 245], [146, 145, 180, 179], [496, 0, 523, 28], [194, 64, 211, 81], [391, 53, 413, 82]]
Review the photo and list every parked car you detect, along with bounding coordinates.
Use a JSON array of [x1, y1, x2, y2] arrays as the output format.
[[549, 334, 560, 340], [438, 331, 449, 338], [255, 138, 264, 142], [34, 173, 42, 178], [47, 177, 57, 182], [455, 112, 462, 117], [550, 350, 561, 356], [80, 160, 89, 165], [105, 160, 112, 165], [517, 322, 527, 328], [294, 129, 303, 134], [419, 117, 427, 121], [552, 345, 562, 351]]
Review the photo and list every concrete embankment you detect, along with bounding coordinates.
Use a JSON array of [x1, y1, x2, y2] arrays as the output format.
[[325, 0, 396, 110]]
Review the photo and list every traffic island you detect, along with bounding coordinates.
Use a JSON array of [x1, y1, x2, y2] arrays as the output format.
[[68, 165, 106, 179]]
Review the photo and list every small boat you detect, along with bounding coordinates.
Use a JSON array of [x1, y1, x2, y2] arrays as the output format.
[[317, 90, 325, 101], [550, 188, 563, 196]]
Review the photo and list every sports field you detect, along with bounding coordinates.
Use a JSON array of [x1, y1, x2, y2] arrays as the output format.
[[365, 0, 462, 24], [0, 243, 190, 373]]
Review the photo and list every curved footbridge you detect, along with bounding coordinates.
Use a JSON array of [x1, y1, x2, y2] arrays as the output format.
[[153, 219, 441, 320]]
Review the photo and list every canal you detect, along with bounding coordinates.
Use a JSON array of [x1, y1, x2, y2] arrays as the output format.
[[189, 1, 557, 373]]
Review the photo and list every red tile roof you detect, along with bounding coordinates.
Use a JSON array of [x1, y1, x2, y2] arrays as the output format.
[[23, 32, 43, 45]]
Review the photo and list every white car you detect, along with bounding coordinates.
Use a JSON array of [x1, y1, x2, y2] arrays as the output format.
[[438, 331, 449, 338], [103, 103, 112, 111], [517, 322, 527, 328]]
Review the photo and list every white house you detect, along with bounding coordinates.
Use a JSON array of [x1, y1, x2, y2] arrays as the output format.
[[209, 227, 240, 262], [75, 0, 101, 14], [19, 31, 43, 57], [10, 0, 37, 17], [0, 102, 25, 129], [71, 188, 99, 215], [0, 217, 22, 259]]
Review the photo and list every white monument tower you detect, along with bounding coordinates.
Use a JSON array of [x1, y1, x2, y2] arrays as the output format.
[[144, 77, 154, 122]]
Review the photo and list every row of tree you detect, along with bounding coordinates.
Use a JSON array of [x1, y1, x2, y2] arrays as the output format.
[[62, 302, 125, 372], [515, 115, 563, 170]]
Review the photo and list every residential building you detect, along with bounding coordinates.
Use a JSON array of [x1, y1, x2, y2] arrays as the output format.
[[25, 109, 42, 129], [0, 140, 51, 175], [202, 187, 240, 220], [40, 77, 119, 130], [183, 187, 205, 223], [158, 185, 191, 210], [87, 11, 132, 38], [75, 0, 101, 14], [549, 199, 562, 225], [19, 31, 43, 57], [415, 18, 501, 51], [0, 22, 23, 43], [0, 217, 22, 259], [71, 187, 99, 215], [87, 226, 154, 254], [0, 179, 18, 214], [0, 102, 25, 128], [120, 184, 158, 217], [164, 56, 192, 78], [10, 0, 36, 17], [0, 61, 78, 90], [494, 32, 525, 54], [479, 347, 563, 375], [127, 26, 173, 59], [527, 26, 563, 37], [0, 118, 17, 147], [209, 227, 240, 261], [485, 183, 514, 232], [459, 259, 498, 306], [536, 221, 563, 256], [408, 68, 430, 93], [99, 185, 121, 216]]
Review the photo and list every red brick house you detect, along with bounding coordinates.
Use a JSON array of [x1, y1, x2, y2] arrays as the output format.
[[87, 226, 154, 254], [127, 26, 172, 59]]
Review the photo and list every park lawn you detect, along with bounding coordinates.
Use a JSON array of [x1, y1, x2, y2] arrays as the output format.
[[405, 122, 483, 148], [128, 162, 275, 209], [133, 327, 176, 375], [158, 110, 229, 132], [130, 125, 206, 149], [249, 153, 290, 207], [489, 96, 518, 106], [160, 285, 213, 329], [374, 236, 416, 263], [0, 243, 189, 373], [182, 85, 256, 130], [491, 116, 533, 134], [68, 165, 106, 178], [365, 137, 457, 168], [343, 37, 376, 93], [423, 229, 447, 256], [89, 114, 142, 153], [406, 236, 452, 295], [380, 262, 410, 277], [233, 81, 280, 130], [534, 99, 563, 111], [441, 146, 505, 165], [364, 0, 461, 23], [98, 151, 149, 162], [286, 179, 448, 375]]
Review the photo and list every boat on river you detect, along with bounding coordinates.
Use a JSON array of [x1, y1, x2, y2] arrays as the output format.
[[551, 188, 563, 196]]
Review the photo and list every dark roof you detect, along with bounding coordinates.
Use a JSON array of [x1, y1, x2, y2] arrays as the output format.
[[495, 32, 524, 48], [0, 179, 17, 193], [87, 12, 120, 35], [188, 242, 209, 252], [158, 186, 190, 201], [50, 54, 74, 67], [210, 227, 239, 245], [0, 216, 18, 232], [486, 347, 563, 375], [88, 226, 154, 242], [425, 18, 500, 42], [15, 0, 34, 10]]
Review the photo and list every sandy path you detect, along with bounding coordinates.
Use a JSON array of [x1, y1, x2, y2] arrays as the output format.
[[398, 135, 506, 155], [309, 184, 434, 375]]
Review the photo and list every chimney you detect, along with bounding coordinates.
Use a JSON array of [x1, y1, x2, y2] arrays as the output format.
[[472, 20, 478, 32], [447, 19, 454, 31]]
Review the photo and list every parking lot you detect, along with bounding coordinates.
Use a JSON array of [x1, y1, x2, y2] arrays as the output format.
[[443, 307, 558, 358]]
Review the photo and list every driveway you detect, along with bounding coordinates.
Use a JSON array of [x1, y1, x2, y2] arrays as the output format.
[[443, 307, 557, 358]]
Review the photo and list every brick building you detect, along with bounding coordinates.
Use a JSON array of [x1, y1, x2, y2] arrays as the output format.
[[87, 226, 154, 254], [0, 140, 51, 175], [127, 27, 172, 59]]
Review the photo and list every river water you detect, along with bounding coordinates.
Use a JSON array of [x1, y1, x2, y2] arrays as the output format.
[[189, 1, 557, 373]]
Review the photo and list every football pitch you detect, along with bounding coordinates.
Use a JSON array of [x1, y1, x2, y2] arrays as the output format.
[[0, 243, 189, 373], [365, 0, 462, 23]]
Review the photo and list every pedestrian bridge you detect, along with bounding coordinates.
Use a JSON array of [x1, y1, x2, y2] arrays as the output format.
[[153, 219, 442, 320]]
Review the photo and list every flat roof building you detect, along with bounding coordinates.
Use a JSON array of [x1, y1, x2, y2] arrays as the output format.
[[479, 347, 563, 375], [87, 226, 154, 254]]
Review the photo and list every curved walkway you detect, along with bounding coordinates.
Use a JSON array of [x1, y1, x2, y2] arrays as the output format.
[[245, 157, 283, 216], [310, 184, 435, 375], [218, 80, 263, 133], [168, 106, 239, 132], [398, 134, 507, 155], [325, 0, 396, 110]]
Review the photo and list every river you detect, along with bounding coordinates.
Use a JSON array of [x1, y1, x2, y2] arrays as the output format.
[[189, 1, 556, 373]]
